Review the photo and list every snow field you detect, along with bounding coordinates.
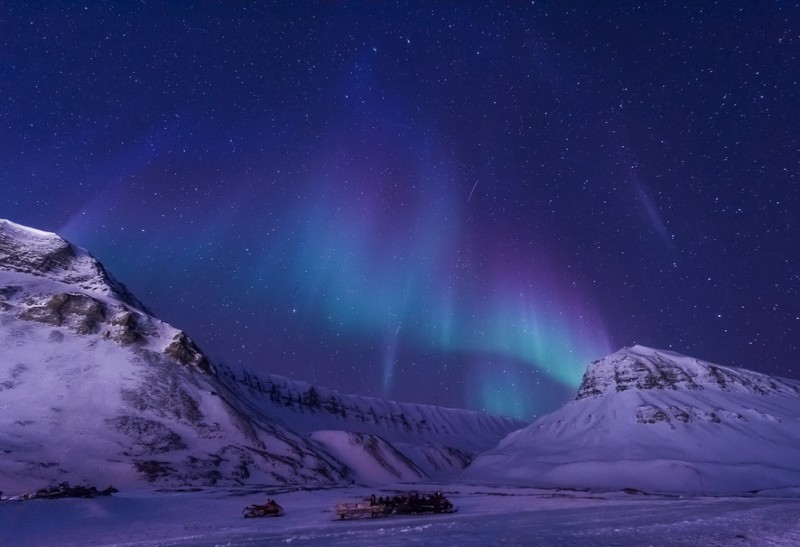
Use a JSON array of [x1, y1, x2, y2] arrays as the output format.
[[2, 484, 800, 546]]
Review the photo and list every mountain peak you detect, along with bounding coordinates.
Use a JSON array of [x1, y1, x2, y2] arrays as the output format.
[[0, 218, 147, 311], [467, 345, 800, 495], [576, 345, 799, 399], [0, 219, 73, 274]]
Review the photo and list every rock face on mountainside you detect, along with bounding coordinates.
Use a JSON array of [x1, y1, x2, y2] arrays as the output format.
[[576, 345, 798, 399], [0, 219, 523, 491], [214, 367, 526, 483], [0, 220, 352, 490], [218, 367, 526, 454], [465, 345, 800, 495], [0, 219, 147, 311]]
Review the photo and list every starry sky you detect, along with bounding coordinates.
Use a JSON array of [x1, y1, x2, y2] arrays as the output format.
[[2, 2, 798, 420]]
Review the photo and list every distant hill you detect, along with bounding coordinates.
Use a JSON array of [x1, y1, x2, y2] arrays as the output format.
[[465, 345, 800, 495]]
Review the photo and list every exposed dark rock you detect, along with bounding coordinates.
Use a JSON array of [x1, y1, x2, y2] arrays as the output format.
[[577, 346, 800, 400], [669, 406, 691, 423], [165, 331, 212, 373], [19, 293, 106, 334], [0, 286, 19, 311], [636, 403, 743, 428], [0, 227, 75, 274], [134, 460, 176, 482], [109, 310, 142, 345], [108, 415, 187, 455], [636, 405, 669, 424]]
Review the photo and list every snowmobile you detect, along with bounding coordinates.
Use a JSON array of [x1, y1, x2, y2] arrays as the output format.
[[243, 500, 285, 518]]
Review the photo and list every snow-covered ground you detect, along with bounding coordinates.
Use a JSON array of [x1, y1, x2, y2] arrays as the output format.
[[2, 482, 799, 546]]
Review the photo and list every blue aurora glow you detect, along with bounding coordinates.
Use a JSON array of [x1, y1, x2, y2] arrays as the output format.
[[55, 120, 613, 420]]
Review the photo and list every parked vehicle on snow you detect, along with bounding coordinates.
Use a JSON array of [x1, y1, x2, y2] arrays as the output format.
[[334, 494, 390, 519], [388, 491, 457, 515], [243, 499, 284, 518], [333, 492, 457, 520]]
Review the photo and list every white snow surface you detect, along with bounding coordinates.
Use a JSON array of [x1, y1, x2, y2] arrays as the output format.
[[0, 219, 521, 490], [2, 483, 800, 546], [466, 345, 800, 495], [0, 219, 145, 308], [220, 367, 525, 453], [309, 430, 426, 484], [0, 220, 350, 490]]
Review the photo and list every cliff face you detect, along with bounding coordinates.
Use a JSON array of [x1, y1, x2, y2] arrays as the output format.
[[576, 345, 800, 399]]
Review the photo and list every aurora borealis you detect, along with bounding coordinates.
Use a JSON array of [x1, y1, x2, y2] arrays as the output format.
[[2, 3, 797, 419]]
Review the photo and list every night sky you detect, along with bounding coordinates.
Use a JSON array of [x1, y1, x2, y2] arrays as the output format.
[[3, 2, 798, 420]]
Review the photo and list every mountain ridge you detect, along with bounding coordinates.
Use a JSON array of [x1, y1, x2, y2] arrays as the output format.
[[466, 345, 800, 495], [577, 345, 800, 399], [0, 219, 149, 312], [0, 219, 522, 491]]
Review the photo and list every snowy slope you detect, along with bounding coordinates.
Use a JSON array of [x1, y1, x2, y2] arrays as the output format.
[[465, 345, 800, 495], [219, 369, 524, 453], [214, 368, 525, 482], [309, 430, 427, 484], [0, 219, 523, 490], [3, 484, 800, 546], [0, 220, 351, 490], [219, 368, 524, 451]]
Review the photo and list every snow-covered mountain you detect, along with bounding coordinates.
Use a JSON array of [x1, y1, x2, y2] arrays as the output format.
[[215, 367, 523, 471], [0, 219, 522, 491], [465, 345, 800, 495], [210, 367, 524, 484], [5, 219, 800, 498]]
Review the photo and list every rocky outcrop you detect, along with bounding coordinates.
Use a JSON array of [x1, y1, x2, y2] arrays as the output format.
[[19, 292, 106, 335], [107, 310, 143, 345], [165, 331, 212, 373], [576, 345, 800, 400], [13, 291, 153, 347], [0, 219, 148, 311], [0, 222, 76, 275]]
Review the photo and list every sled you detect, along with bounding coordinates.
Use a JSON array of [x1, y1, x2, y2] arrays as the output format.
[[243, 504, 285, 518], [334, 501, 390, 520], [393, 502, 458, 515]]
